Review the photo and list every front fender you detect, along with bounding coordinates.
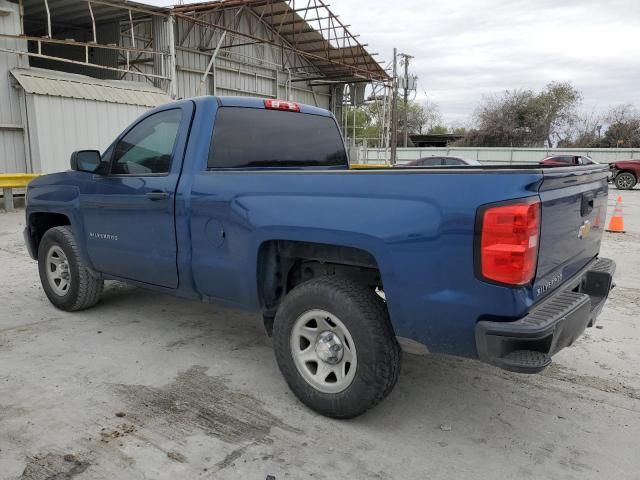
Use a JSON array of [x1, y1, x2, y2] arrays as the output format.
[[26, 183, 95, 270]]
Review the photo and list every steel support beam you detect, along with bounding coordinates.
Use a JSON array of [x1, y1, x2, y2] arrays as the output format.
[[197, 30, 227, 96]]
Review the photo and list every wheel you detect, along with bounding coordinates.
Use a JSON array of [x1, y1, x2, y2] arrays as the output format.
[[614, 172, 637, 190], [273, 276, 401, 418], [38, 226, 104, 311]]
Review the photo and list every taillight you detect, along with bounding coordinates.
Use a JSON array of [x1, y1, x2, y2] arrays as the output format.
[[478, 201, 540, 285], [264, 99, 300, 112]]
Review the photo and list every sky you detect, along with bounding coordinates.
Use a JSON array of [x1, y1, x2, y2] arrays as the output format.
[[147, 0, 640, 125]]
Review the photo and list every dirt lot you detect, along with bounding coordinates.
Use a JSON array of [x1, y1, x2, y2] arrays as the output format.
[[1, 190, 639, 480]]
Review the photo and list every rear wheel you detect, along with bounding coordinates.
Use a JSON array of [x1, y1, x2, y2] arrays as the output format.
[[614, 171, 637, 190], [38, 226, 104, 311], [273, 276, 401, 418]]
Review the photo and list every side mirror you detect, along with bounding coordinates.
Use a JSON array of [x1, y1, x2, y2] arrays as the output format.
[[70, 150, 102, 173]]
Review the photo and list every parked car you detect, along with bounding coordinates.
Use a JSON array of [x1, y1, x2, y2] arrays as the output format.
[[401, 156, 482, 167], [539, 155, 596, 166], [24, 96, 615, 418], [609, 159, 640, 190]]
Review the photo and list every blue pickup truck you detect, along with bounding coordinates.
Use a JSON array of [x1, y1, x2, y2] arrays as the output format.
[[23, 96, 615, 418]]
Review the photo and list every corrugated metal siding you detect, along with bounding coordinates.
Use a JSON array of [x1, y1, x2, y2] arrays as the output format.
[[120, 20, 156, 86], [28, 94, 151, 173], [11, 68, 170, 107], [0, 0, 28, 173], [91, 22, 121, 80], [171, 11, 331, 108], [112, 9, 332, 107], [152, 15, 174, 93]]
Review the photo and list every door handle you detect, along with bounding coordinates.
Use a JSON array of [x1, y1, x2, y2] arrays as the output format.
[[146, 191, 170, 201]]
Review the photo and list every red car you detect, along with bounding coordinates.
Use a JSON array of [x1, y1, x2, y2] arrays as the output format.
[[539, 155, 596, 166], [610, 160, 640, 190]]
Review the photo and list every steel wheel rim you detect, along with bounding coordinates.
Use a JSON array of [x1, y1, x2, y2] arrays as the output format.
[[618, 174, 633, 188], [46, 245, 71, 296], [290, 309, 357, 394]]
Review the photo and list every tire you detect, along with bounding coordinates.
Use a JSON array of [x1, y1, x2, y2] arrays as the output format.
[[38, 226, 104, 311], [273, 276, 401, 418], [614, 171, 637, 190]]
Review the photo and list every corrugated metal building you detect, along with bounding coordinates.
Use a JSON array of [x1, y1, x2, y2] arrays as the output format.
[[0, 0, 388, 174], [0, 1, 28, 172]]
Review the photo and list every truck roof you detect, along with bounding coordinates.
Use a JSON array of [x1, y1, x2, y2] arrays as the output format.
[[148, 96, 333, 118], [216, 96, 333, 117]]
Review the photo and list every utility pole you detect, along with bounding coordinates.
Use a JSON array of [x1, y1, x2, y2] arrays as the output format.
[[390, 48, 398, 165], [400, 53, 413, 148]]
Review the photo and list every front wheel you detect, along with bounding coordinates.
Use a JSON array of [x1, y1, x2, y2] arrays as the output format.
[[614, 172, 637, 190], [273, 276, 401, 418], [38, 226, 104, 311]]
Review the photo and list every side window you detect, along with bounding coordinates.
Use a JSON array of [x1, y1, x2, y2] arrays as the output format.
[[444, 158, 465, 165], [421, 158, 442, 166], [111, 109, 183, 175]]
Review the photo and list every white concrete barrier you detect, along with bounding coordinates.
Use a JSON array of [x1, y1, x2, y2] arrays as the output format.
[[360, 147, 640, 165]]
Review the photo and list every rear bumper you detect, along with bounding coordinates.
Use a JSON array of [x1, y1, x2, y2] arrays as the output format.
[[475, 257, 616, 374]]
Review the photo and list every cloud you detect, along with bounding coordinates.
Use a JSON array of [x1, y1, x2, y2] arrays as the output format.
[[146, 0, 640, 124]]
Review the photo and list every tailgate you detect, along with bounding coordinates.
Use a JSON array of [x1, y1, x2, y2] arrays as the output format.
[[533, 165, 609, 300]]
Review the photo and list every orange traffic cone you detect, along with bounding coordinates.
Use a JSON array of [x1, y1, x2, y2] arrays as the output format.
[[606, 196, 625, 233]]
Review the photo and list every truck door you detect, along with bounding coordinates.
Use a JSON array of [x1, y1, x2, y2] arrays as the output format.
[[81, 103, 193, 288]]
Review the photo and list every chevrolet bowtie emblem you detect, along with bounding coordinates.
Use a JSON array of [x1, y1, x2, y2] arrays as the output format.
[[578, 220, 591, 239]]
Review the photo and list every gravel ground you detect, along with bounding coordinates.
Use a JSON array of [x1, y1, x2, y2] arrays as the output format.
[[0, 189, 638, 480]]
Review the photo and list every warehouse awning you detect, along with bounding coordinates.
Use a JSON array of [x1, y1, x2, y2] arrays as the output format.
[[10, 68, 171, 107], [173, 0, 389, 84]]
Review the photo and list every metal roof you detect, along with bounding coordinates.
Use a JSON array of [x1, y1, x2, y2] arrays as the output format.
[[10, 0, 388, 84], [173, 0, 389, 84], [10, 68, 171, 107]]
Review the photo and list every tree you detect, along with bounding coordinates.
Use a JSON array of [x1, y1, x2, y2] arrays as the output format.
[[342, 105, 378, 142], [396, 100, 441, 144], [348, 99, 441, 146], [534, 81, 582, 147], [428, 125, 449, 134], [602, 105, 640, 147], [456, 82, 581, 147], [557, 110, 603, 148]]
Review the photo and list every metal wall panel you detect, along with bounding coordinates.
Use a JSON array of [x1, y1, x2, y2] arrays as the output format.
[[26, 94, 151, 173], [0, 0, 28, 173], [91, 22, 121, 80], [120, 20, 157, 85], [152, 15, 174, 93], [172, 11, 331, 108]]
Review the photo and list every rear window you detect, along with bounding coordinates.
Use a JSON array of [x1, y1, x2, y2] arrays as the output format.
[[208, 107, 348, 169]]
